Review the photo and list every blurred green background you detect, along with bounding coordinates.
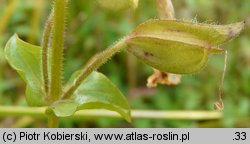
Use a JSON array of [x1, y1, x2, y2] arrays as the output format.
[[0, 0, 249, 128]]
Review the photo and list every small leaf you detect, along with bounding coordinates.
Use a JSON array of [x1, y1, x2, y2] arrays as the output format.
[[60, 71, 131, 122], [126, 19, 245, 74], [52, 100, 78, 117], [5, 34, 46, 106], [96, 0, 139, 11]]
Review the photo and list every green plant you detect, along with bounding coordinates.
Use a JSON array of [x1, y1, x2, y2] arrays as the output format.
[[3, 0, 244, 128]]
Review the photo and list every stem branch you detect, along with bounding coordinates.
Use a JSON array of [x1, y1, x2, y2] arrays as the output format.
[[42, 11, 54, 98], [62, 39, 127, 99]]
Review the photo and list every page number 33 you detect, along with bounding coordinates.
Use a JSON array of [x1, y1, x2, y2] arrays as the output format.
[[233, 132, 246, 140]]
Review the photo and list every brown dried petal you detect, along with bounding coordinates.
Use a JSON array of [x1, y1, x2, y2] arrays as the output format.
[[147, 69, 181, 88]]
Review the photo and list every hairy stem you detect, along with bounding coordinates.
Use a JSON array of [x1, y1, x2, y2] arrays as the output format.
[[62, 39, 127, 99], [42, 11, 54, 99], [49, 0, 67, 103]]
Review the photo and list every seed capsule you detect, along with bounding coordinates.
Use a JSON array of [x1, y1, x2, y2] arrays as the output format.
[[126, 19, 244, 74]]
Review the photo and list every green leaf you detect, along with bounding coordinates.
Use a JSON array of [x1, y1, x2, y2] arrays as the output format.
[[53, 71, 131, 122], [126, 19, 245, 74], [96, 0, 139, 11], [5, 34, 46, 106], [51, 100, 78, 117]]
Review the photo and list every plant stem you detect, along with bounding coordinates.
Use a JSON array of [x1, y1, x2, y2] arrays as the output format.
[[49, 0, 67, 103], [0, 106, 45, 117], [48, 115, 59, 128], [218, 50, 228, 100], [156, 0, 175, 19], [46, 108, 59, 128], [61, 38, 127, 99], [74, 109, 223, 120], [42, 11, 54, 99], [214, 50, 228, 110], [0, 106, 223, 120]]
